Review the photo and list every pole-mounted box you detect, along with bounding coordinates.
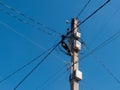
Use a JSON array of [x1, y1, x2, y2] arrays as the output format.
[[74, 32, 81, 39], [75, 70, 82, 81], [74, 40, 81, 52]]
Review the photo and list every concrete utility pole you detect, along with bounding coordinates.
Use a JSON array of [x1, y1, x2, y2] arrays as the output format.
[[69, 18, 82, 90]]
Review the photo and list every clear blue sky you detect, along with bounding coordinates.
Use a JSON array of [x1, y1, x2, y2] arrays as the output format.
[[0, 0, 120, 90]]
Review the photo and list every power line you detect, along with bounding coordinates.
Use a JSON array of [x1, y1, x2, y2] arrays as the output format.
[[76, 0, 91, 18], [68, 30, 120, 68], [0, 1, 61, 36], [88, 5, 120, 48], [78, 0, 110, 27], [40, 69, 68, 90], [66, 0, 110, 37], [0, 7, 59, 37], [0, 47, 52, 84], [36, 66, 66, 90], [94, 56, 120, 84], [0, 1, 62, 36], [0, 21, 67, 66], [0, 21, 69, 88], [13, 41, 61, 90], [0, 21, 46, 49], [81, 31, 120, 61], [81, 37, 120, 85]]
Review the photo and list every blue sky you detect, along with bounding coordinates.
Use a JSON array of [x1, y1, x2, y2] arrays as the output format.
[[0, 0, 120, 90]]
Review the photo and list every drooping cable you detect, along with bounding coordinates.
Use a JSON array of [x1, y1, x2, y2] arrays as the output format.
[[0, 2, 61, 37], [76, 0, 91, 18], [13, 41, 61, 90], [0, 47, 52, 84]]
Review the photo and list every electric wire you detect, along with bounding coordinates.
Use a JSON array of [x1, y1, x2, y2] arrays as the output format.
[[0, 8, 60, 37], [88, 2, 120, 49], [81, 30, 120, 61], [0, 21, 46, 49], [72, 0, 119, 86], [82, 42, 120, 85], [33, 0, 112, 88], [40, 68, 68, 90], [0, 21, 70, 89], [0, 7, 58, 37], [73, 30, 120, 85], [78, 0, 110, 27], [35, 47, 70, 90], [58, 45, 68, 55], [0, 20, 68, 65], [67, 0, 110, 36], [36, 66, 67, 90], [94, 56, 120, 84], [0, 0, 113, 89], [0, 47, 52, 84], [13, 41, 61, 90], [0, 1, 62, 36], [76, 0, 91, 18], [0, 20, 69, 75]]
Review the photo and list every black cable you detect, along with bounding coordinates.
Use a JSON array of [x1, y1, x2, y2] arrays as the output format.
[[67, 0, 111, 36], [66, 0, 110, 37], [0, 1, 62, 36], [78, 0, 110, 27], [58, 46, 67, 55], [0, 47, 53, 84], [13, 41, 61, 90], [81, 31, 120, 61], [76, 0, 91, 18]]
